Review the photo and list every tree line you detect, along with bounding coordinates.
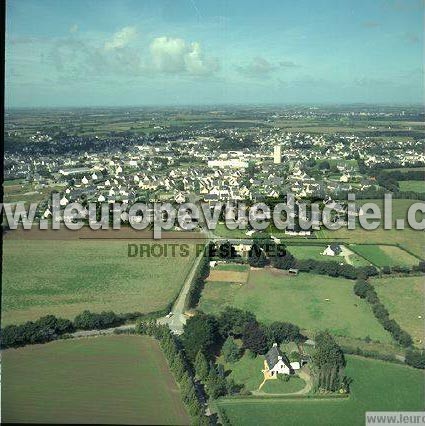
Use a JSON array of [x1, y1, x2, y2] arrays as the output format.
[[353, 280, 413, 347]]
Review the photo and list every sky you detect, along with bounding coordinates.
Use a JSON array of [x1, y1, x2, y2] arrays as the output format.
[[5, 0, 424, 107]]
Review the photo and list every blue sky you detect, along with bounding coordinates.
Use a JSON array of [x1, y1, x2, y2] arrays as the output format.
[[5, 0, 424, 107]]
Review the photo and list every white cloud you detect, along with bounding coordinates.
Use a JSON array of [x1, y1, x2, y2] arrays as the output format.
[[104, 26, 137, 51], [69, 24, 79, 34], [237, 57, 276, 77], [149, 36, 218, 76]]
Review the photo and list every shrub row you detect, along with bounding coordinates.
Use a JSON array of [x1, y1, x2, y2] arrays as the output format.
[[340, 345, 402, 364], [186, 252, 210, 309], [135, 320, 214, 425], [353, 280, 413, 347], [405, 349, 425, 369], [272, 252, 378, 280], [1, 315, 75, 348]]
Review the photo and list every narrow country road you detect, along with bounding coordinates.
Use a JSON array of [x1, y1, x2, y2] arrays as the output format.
[[157, 244, 206, 334]]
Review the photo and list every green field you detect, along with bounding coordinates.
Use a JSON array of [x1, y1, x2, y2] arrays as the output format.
[[217, 356, 425, 426], [215, 263, 250, 272], [261, 376, 306, 394], [2, 335, 190, 424], [349, 244, 420, 267], [200, 269, 392, 342], [399, 181, 425, 193], [316, 199, 425, 259], [373, 276, 425, 346], [2, 237, 196, 325]]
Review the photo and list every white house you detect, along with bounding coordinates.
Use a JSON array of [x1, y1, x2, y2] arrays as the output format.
[[263, 344, 300, 376], [322, 244, 342, 256]]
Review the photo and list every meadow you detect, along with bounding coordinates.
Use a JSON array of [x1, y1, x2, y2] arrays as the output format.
[[349, 244, 419, 267], [217, 356, 425, 426], [2, 234, 197, 325], [200, 269, 392, 343], [373, 276, 425, 346], [399, 180, 425, 193], [1, 335, 190, 424]]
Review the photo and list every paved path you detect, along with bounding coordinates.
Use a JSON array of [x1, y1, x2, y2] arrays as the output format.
[[252, 368, 313, 396]]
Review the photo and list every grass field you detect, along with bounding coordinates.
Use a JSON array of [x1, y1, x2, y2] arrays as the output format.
[[315, 199, 425, 259], [218, 351, 265, 391], [2, 236, 197, 325], [215, 263, 250, 272], [399, 181, 425, 193], [349, 244, 420, 267], [261, 376, 306, 394], [373, 276, 425, 346], [217, 355, 425, 426], [200, 269, 392, 343], [2, 335, 190, 424]]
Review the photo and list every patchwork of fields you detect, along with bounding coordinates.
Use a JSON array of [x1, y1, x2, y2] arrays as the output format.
[[315, 199, 425, 259], [2, 233, 197, 325], [2, 335, 190, 424], [373, 276, 425, 346], [217, 356, 425, 426], [200, 269, 393, 343], [349, 244, 420, 267]]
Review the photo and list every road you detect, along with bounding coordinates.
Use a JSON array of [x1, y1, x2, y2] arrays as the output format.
[[157, 244, 207, 334]]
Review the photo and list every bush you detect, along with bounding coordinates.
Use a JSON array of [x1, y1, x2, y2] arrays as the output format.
[[353, 280, 373, 298], [73, 310, 123, 330], [405, 350, 425, 369]]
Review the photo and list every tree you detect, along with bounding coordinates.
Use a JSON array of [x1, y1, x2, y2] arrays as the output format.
[[183, 313, 219, 360], [271, 251, 295, 270], [217, 241, 237, 260], [353, 280, 373, 298], [312, 331, 347, 392], [205, 365, 227, 399], [242, 321, 268, 355], [318, 160, 330, 170], [222, 336, 241, 363], [218, 307, 256, 337], [248, 243, 270, 268], [405, 350, 425, 369], [267, 321, 303, 345], [195, 350, 210, 381]]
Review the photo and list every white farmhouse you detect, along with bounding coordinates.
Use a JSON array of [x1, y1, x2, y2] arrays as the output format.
[[263, 344, 300, 377]]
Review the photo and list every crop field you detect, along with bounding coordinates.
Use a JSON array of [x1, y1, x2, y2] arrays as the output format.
[[315, 199, 425, 259], [373, 276, 425, 346], [217, 356, 425, 426], [2, 233, 197, 325], [200, 269, 392, 342], [206, 270, 249, 284], [399, 181, 425, 192], [349, 244, 419, 267], [1, 335, 190, 424]]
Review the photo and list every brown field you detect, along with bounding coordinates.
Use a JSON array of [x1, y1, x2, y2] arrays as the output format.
[[206, 270, 249, 283]]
